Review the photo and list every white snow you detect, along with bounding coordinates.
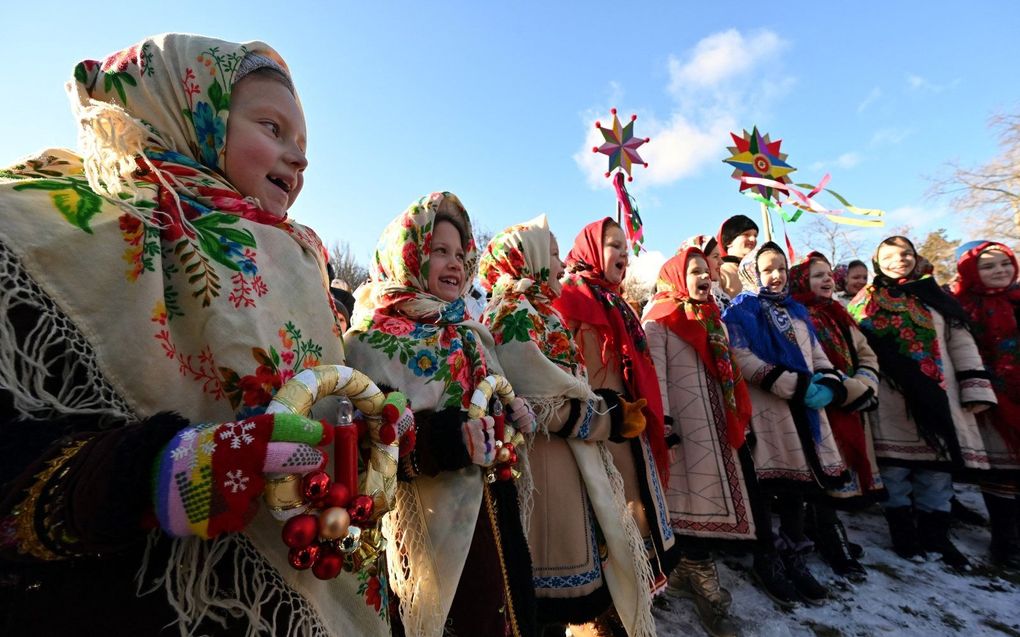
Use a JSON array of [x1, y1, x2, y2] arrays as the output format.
[[650, 485, 1020, 636]]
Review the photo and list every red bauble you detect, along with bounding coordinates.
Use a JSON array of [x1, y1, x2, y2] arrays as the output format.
[[321, 482, 352, 509], [379, 423, 397, 445], [301, 471, 331, 501], [349, 495, 374, 524], [289, 544, 320, 570], [282, 513, 319, 549], [312, 548, 344, 580], [507, 444, 518, 465], [497, 466, 513, 482], [382, 402, 400, 425]]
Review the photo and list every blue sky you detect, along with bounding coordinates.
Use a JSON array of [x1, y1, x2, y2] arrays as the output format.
[[3, 1, 1018, 270]]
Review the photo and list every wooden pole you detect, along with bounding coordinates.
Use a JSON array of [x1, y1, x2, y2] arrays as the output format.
[[760, 201, 774, 243]]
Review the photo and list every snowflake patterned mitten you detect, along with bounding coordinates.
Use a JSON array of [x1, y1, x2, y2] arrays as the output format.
[[153, 413, 328, 538], [507, 397, 537, 435]]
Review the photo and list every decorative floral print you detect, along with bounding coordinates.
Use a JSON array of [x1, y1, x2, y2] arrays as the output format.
[[353, 193, 490, 410]]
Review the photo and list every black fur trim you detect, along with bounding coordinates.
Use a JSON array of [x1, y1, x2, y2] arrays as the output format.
[[593, 389, 625, 442], [665, 432, 683, 448], [844, 386, 876, 413], [760, 366, 789, 393], [957, 369, 992, 381], [554, 399, 582, 438], [535, 584, 612, 626], [413, 407, 469, 476]]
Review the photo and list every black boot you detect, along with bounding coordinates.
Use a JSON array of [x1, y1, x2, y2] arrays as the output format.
[[883, 506, 926, 560], [917, 510, 971, 570], [951, 495, 987, 527], [779, 541, 828, 605], [751, 550, 799, 609], [984, 492, 1020, 569], [814, 510, 867, 582]]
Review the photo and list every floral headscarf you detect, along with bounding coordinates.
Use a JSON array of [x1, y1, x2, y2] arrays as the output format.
[[832, 263, 850, 294], [951, 241, 1020, 453], [553, 218, 669, 482], [790, 252, 875, 484], [849, 236, 968, 463], [643, 247, 750, 448], [479, 214, 580, 374], [790, 252, 858, 375], [0, 35, 379, 633], [724, 242, 822, 442], [351, 192, 491, 409]]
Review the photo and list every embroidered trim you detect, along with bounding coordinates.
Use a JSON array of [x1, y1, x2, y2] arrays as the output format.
[[13, 439, 89, 560]]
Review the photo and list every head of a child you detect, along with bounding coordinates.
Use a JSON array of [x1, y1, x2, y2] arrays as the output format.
[[756, 245, 788, 294], [875, 236, 916, 280], [686, 252, 712, 302], [720, 215, 759, 259], [844, 260, 869, 296], [807, 257, 835, 300], [977, 247, 1017, 289], [702, 238, 721, 281], [224, 60, 307, 221], [427, 200, 470, 302], [602, 220, 628, 285]]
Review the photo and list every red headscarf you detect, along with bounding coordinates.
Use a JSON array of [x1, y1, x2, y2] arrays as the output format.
[[951, 241, 1020, 454], [789, 252, 875, 487], [553, 218, 669, 483], [644, 248, 750, 448]]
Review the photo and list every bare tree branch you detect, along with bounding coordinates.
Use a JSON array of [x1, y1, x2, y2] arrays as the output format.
[[327, 241, 369, 291]]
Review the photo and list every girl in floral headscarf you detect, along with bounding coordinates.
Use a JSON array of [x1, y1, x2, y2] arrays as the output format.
[[789, 252, 884, 581], [950, 240, 1020, 568], [0, 34, 377, 636], [642, 247, 756, 636], [679, 234, 733, 311], [344, 192, 537, 637], [478, 215, 656, 637], [552, 218, 677, 608], [850, 236, 995, 569], [723, 242, 849, 606]]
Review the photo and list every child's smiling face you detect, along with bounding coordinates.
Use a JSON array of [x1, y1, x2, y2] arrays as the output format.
[[757, 249, 788, 294], [223, 74, 307, 220], [877, 241, 916, 280], [686, 255, 712, 302], [809, 259, 835, 299], [977, 248, 1016, 289]]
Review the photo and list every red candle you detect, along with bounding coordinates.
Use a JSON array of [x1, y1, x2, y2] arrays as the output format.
[[335, 397, 358, 496]]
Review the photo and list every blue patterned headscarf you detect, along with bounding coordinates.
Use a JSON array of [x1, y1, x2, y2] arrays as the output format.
[[723, 242, 821, 441]]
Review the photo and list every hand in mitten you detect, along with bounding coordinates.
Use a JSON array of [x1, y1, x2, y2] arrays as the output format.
[[619, 397, 648, 438], [153, 413, 328, 539], [462, 416, 497, 466], [803, 374, 835, 410], [507, 397, 536, 435]]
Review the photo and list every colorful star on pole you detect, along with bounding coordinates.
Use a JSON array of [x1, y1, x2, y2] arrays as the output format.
[[723, 126, 796, 201], [592, 108, 649, 181]]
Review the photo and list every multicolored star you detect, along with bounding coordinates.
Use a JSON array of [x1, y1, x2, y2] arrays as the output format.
[[723, 126, 796, 201], [592, 108, 649, 180]]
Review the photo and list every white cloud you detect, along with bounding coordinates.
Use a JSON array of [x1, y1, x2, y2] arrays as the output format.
[[810, 152, 863, 172], [622, 249, 667, 303], [857, 86, 882, 113], [906, 74, 960, 93], [575, 29, 793, 189], [869, 127, 911, 147], [668, 29, 786, 91]]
